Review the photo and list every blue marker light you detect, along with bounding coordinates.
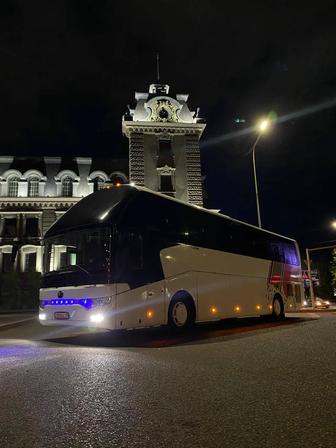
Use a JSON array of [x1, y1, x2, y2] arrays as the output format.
[[41, 298, 93, 309]]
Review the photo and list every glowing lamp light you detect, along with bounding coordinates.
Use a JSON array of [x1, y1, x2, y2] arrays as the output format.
[[39, 313, 47, 321], [90, 313, 104, 323], [256, 304, 261, 311], [268, 304, 273, 310], [146, 310, 153, 319], [258, 119, 269, 133], [210, 306, 218, 314], [116, 182, 121, 187], [234, 305, 241, 312], [331, 221, 336, 230]]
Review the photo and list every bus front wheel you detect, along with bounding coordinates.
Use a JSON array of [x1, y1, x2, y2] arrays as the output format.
[[168, 296, 195, 331], [272, 295, 285, 321]]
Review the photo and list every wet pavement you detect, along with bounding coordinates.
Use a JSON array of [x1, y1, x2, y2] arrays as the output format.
[[0, 312, 336, 447]]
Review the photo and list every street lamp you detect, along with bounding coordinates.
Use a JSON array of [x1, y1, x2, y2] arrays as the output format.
[[331, 220, 336, 230], [252, 119, 270, 228]]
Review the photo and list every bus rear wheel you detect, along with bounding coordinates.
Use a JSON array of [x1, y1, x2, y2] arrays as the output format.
[[168, 297, 195, 331], [272, 295, 285, 321]]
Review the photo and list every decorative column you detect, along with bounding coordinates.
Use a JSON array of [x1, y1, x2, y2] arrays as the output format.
[[129, 132, 145, 186], [185, 134, 203, 206]]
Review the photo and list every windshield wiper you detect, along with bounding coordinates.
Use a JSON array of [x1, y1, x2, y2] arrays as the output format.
[[71, 263, 91, 275], [53, 264, 91, 275]]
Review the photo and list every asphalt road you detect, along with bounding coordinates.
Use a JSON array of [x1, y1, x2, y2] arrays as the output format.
[[0, 312, 336, 448]]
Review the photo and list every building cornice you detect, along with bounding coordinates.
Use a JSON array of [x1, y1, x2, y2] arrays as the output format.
[[44, 157, 62, 164], [75, 157, 92, 165], [0, 156, 14, 164], [0, 197, 80, 208], [122, 120, 206, 138]]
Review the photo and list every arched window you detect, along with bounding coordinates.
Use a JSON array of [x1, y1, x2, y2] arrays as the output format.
[[8, 177, 19, 197], [110, 173, 126, 186], [62, 177, 73, 197], [28, 177, 39, 197], [93, 176, 105, 192]]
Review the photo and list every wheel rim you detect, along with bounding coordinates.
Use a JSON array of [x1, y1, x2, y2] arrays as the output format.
[[172, 301, 188, 327], [273, 298, 282, 316]]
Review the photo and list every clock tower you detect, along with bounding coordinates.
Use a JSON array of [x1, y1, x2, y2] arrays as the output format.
[[122, 83, 206, 206]]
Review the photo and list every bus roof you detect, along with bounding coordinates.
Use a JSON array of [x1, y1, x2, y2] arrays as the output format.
[[45, 185, 297, 244], [45, 186, 137, 237], [131, 186, 297, 244]]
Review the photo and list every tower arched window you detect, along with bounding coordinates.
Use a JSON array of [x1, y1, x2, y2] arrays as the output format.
[[93, 176, 105, 192], [28, 177, 39, 197], [62, 177, 73, 197], [110, 174, 126, 186], [8, 177, 19, 197]]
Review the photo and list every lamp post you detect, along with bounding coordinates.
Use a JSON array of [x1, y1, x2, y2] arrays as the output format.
[[306, 243, 336, 308], [252, 119, 269, 228], [305, 237, 336, 308]]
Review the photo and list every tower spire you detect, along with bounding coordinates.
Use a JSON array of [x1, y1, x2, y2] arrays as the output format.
[[156, 52, 160, 82]]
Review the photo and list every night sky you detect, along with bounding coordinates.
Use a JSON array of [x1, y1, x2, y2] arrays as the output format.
[[0, 0, 335, 247]]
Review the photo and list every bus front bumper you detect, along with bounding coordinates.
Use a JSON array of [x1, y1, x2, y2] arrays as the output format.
[[38, 305, 116, 330]]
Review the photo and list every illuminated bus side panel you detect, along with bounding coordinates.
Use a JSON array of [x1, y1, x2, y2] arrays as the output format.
[[160, 245, 301, 321], [115, 281, 166, 329]]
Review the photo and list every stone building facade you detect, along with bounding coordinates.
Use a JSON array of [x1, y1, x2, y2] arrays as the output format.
[[122, 83, 205, 205], [0, 156, 128, 274]]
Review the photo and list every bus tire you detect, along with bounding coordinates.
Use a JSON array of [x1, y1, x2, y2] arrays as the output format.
[[272, 295, 285, 321], [168, 295, 195, 331]]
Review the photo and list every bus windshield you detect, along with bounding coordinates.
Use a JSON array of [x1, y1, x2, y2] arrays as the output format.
[[44, 227, 111, 275]]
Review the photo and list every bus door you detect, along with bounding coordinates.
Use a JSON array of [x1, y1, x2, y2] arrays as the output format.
[[115, 232, 146, 329], [115, 232, 165, 329]]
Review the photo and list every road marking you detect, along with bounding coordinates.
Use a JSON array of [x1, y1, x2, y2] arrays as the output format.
[[0, 317, 35, 330]]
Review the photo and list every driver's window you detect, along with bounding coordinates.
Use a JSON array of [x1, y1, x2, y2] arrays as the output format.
[[128, 233, 143, 270]]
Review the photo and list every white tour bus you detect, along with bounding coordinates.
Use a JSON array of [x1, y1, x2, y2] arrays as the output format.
[[39, 185, 304, 330]]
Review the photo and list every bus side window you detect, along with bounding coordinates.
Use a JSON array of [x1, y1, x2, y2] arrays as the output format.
[[128, 233, 143, 270], [272, 243, 281, 263]]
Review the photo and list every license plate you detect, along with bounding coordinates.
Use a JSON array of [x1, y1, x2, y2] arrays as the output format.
[[54, 312, 70, 320]]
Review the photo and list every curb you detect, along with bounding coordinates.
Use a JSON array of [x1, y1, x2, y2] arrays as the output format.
[[0, 310, 37, 315], [0, 317, 35, 330]]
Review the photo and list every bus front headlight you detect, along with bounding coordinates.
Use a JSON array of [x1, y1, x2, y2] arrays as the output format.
[[90, 313, 104, 323]]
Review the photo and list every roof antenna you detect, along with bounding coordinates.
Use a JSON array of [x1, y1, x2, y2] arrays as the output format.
[[156, 52, 160, 82]]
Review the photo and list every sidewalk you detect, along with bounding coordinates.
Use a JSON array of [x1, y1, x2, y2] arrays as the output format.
[[298, 306, 336, 313], [0, 313, 36, 329]]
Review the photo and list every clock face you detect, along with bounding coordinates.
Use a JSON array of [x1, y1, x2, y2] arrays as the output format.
[[150, 98, 179, 122], [158, 107, 169, 120]]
